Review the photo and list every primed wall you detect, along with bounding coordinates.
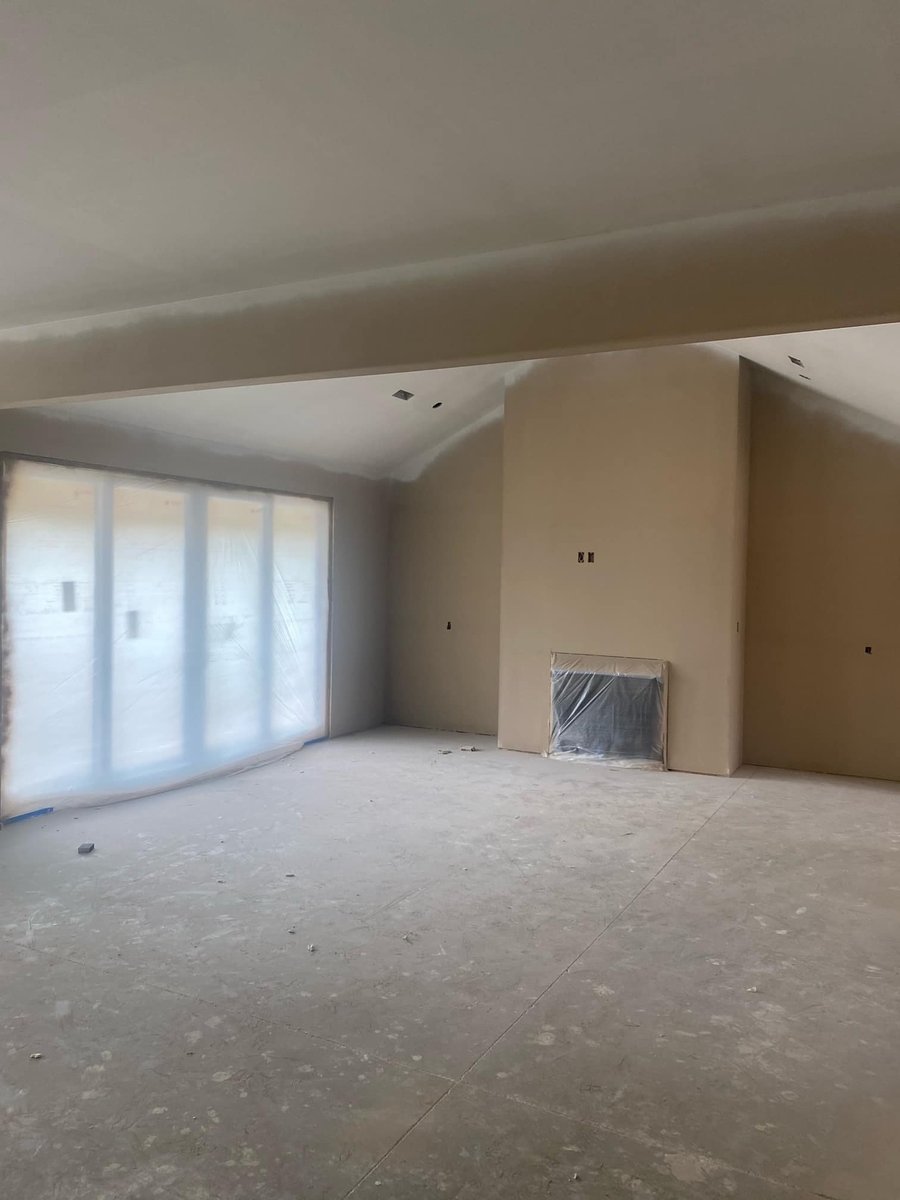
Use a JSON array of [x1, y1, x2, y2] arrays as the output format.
[[389, 419, 502, 735], [0, 410, 389, 738], [499, 347, 748, 775], [744, 370, 900, 781]]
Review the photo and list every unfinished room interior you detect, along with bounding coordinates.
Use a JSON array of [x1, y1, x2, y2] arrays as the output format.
[[2, 4, 900, 1199]]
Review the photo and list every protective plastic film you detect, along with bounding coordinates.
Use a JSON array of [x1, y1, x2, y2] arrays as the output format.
[[1, 459, 330, 820], [548, 653, 668, 769]]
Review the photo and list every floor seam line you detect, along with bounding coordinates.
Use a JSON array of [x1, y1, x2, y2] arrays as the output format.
[[339, 1080, 455, 1199], [453, 772, 756, 1084], [334, 773, 759, 1198]]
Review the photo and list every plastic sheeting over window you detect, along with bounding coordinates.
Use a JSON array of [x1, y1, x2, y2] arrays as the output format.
[[548, 653, 668, 769], [1, 459, 330, 819]]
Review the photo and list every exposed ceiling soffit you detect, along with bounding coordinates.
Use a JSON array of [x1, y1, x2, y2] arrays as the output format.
[[1, 185, 900, 408]]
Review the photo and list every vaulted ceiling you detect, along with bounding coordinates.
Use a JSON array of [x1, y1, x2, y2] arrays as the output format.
[[39, 363, 510, 479], [38, 323, 900, 479]]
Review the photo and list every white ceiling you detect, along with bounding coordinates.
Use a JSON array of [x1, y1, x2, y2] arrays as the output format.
[[40, 363, 509, 479], [4, 0, 900, 328]]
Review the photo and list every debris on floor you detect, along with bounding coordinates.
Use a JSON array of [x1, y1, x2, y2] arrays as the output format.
[[2, 728, 899, 1195], [77, 842, 95, 855], [440, 750, 453, 755], [29, 1052, 43, 1060], [460, 746, 482, 752], [285, 872, 296, 877]]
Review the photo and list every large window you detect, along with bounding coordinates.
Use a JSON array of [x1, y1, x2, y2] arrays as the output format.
[[1, 459, 330, 817]]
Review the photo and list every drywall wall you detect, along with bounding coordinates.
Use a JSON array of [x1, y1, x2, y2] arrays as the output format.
[[499, 346, 748, 775], [744, 369, 900, 781], [0, 409, 389, 738], [388, 417, 502, 735]]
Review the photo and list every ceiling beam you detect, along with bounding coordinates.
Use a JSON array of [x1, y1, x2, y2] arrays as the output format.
[[2, 187, 900, 408]]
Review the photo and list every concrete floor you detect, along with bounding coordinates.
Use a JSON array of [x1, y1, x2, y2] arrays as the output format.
[[1, 728, 899, 1199]]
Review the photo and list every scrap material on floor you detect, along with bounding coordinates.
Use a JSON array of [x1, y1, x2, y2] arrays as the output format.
[[1, 727, 898, 1199]]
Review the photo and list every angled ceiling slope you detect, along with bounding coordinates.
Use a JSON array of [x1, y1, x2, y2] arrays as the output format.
[[37, 363, 510, 480], [40, 321, 900, 481]]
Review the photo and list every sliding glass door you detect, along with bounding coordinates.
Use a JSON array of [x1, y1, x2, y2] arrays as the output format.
[[4, 464, 97, 801], [206, 493, 264, 755], [1, 458, 330, 817], [111, 481, 186, 774]]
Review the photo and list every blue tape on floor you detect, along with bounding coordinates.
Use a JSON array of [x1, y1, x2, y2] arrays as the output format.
[[2, 806, 54, 825]]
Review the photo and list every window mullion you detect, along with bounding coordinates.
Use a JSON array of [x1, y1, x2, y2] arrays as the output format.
[[92, 476, 114, 782], [259, 494, 274, 745]]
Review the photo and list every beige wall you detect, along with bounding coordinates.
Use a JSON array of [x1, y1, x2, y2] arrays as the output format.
[[744, 370, 900, 781], [499, 347, 748, 775], [388, 419, 502, 735], [0, 410, 389, 738]]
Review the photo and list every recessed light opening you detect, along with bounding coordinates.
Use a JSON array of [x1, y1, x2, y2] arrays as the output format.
[[392, 389, 414, 401], [432, 402, 442, 409]]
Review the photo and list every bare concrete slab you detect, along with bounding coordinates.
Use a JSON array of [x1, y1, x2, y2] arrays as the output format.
[[1, 728, 897, 1198]]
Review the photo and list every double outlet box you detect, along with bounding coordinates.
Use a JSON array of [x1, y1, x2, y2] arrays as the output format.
[[576, 551, 595, 563]]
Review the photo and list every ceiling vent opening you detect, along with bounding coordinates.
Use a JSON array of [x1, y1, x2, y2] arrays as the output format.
[[789, 355, 804, 368], [392, 389, 414, 401]]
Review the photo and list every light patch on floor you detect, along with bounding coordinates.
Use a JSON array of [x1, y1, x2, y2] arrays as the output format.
[[1, 727, 898, 1199]]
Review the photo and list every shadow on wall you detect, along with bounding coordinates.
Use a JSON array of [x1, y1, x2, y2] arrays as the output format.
[[388, 416, 503, 737], [744, 366, 900, 783]]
